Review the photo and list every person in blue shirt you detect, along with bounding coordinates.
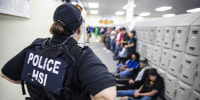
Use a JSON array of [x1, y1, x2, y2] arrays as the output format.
[[117, 53, 140, 78]]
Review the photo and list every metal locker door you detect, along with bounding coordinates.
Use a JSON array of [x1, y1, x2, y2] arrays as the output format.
[[189, 91, 200, 100], [194, 60, 200, 92], [153, 46, 162, 66], [186, 26, 200, 56], [148, 27, 156, 44], [168, 51, 182, 77], [180, 54, 199, 85], [160, 48, 171, 70], [173, 27, 189, 52], [163, 27, 175, 49], [147, 44, 154, 61], [165, 74, 178, 100], [143, 27, 149, 43], [139, 28, 144, 41], [155, 27, 164, 46], [141, 43, 147, 58], [175, 81, 192, 100]]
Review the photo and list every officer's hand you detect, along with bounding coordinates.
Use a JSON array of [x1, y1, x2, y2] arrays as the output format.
[[129, 79, 134, 84]]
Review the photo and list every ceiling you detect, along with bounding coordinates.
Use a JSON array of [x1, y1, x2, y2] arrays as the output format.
[[72, 0, 200, 17]]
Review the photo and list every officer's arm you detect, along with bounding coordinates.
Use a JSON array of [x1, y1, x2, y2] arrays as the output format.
[[91, 86, 116, 100], [1, 71, 21, 84]]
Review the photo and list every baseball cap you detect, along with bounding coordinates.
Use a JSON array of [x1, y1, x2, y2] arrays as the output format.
[[148, 68, 158, 76], [140, 58, 148, 64], [53, 3, 83, 32]]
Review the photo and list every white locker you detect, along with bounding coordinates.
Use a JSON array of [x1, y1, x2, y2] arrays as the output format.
[[151, 64, 158, 69], [194, 60, 200, 92], [143, 27, 149, 43], [152, 46, 162, 66], [141, 43, 147, 58], [180, 54, 199, 85], [165, 74, 178, 100], [160, 48, 171, 70], [155, 27, 164, 46], [175, 81, 192, 100], [163, 27, 175, 49], [168, 51, 182, 77], [137, 41, 143, 54], [135, 27, 141, 40], [148, 27, 156, 44], [186, 26, 200, 56], [173, 27, 189, 52], [138, 28, 144, 41], [158, 68, 166, 81], [189, 90, 200, 100], [147, 44, 154, 61]]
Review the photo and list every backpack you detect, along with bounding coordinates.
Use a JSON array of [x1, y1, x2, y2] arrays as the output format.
[[21, 37, 91, 100]]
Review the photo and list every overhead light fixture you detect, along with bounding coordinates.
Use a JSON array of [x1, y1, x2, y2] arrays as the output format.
[[187, 8, 200, 13], [139, 12, 151, 16], [115, 11, 125, 15], [163, 14, 175, 17], [71, 2, 77, 5], [90, 10, 98, 14], [155, 6, 172, 11], [123, 4, 136, 9], [88, 3, 99, 8]]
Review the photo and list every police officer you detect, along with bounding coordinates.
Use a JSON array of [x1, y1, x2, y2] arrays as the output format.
[[1, 3, 116, 100]]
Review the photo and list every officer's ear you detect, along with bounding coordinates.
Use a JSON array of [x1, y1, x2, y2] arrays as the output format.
[[77, 25, 82, 35]]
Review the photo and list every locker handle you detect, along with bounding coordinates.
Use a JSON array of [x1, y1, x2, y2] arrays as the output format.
[[165, 42, 168, 45], [168, 79, 172, 82], [176, 44, 179, 47], [158, 30, 160, 32], [164, 52, 167, 54], [162, 63, 165, 66], [195, 98, 199, 100], [170, 68, 174, 71], [189, 47, 195, 50], [183, 74, 188, 79], [192, 30, 198, 35], [178, 30, 182, 33], [173, 56, 177, 58], [151, 30, 154, 32], [180, 87, 185, 91], [186, 60, 191, 64], [166, 30, 170, 33]]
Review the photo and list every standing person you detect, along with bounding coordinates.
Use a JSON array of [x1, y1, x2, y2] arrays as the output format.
[[110, 27, 116, 51], [113, 28, 123, 60], [117, 68, 164, 100], [1, 3, 116, 100], [95, 26, 98, 38], [86, 25, 91, 43], [117, 27, 129, 62], [118, 30, 137, 64]]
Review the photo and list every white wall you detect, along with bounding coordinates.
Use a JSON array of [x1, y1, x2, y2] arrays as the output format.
[[85, 14, 126, 27], [0, 0, 63, 100]]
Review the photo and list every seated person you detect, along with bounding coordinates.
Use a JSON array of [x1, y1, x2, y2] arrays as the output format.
[[116, 58, 150, 90], [117, 53, 140, 78], [117, 68, 164, 100]]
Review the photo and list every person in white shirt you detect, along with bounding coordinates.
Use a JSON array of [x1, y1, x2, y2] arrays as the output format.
[[116, 58, 150, 90]]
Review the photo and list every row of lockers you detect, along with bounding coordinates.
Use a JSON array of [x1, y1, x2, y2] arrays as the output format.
[[135, 26, 200, 56], [137, 41, 200, 100], [151, 64, 200, 100], [137, 41, 200, 86]]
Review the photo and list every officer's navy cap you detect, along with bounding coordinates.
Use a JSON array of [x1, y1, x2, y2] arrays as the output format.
[[53, 3, 83, 32]]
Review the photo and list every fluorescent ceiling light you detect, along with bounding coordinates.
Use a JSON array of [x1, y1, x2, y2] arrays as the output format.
[[187, 8, 200, 13], [163, 14, 175, 17], [123, 4, 136, 9], [88, 3, 99, 8], [90, 10, 98, 14], [155, 6, 172, 11], [115, 11, 125, 15], [139, 12, 151, 16], [71, 2, 77, 5]]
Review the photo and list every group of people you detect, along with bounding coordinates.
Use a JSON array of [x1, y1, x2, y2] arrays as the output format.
[[104, 26, 165, 100]]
